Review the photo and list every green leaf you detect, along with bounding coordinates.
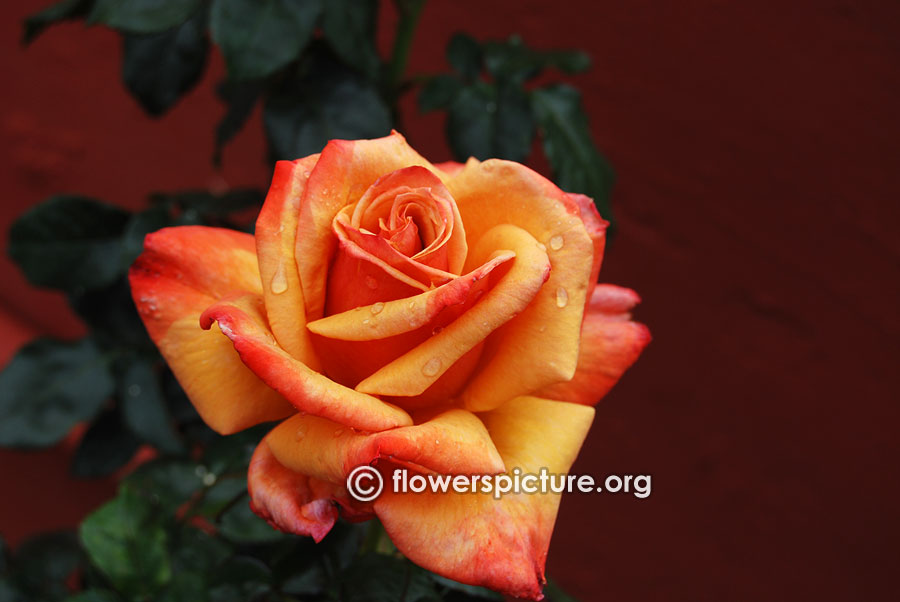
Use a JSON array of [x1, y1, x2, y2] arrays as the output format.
[[0, 338, 113, 447], [121, 459, 204, 512], [195, 476, 246, 517], [155, 527, 231, 602], [430, 575, 503, 600], [117, 357, 184, 454], [71, 408, 141, 477], [531, 84, 615, 224], [263, 44, 392, 160], [79, 489, 172, 596], [210, 0, 323, 80], [278, 563, 326, 597], [152, 188, 265, 217], [446, 33, 481, 81], [418, 74, 462, 112], [22, 0, 93, 45], [63, 590, 120, 602], [483, 36, 591, 84], [9, 196, 131, 292], [121, 9, 209, 116], [208, 557, 272, 602], [11, 531, 85, 601], [447, 81, 535, 163], [120, 205, 172, 266], [201, 423, 269, 476], [0, 579, 27, 602], [322, 0, 380, 74], [340, 554, 440, 602], [218, 497, 284, 544], [214, 80, 264, 165], [68, 279, 152, 350], [88, 0, 201, 34]]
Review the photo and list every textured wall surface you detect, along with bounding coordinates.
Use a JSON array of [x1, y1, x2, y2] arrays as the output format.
[[1, 1, 898, 600]]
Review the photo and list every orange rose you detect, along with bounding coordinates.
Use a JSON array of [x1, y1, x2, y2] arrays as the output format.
[[129, 132, 649, 599]]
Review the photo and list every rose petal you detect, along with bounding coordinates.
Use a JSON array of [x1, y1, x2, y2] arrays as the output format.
[[565, 192, 608, 289], [256, 155, 321, 369], [248, 439, 338, 542], [129, 226, 294, 434], [199, 292, 413, 432], [448, 160, 595, 412], [265, 408, 505, 482], [374, 396, 595, 600], [307, 251, 514, 341], [296, 132, 449, 320], [354, 224, 551, 397], [537, 284, 651, 405]]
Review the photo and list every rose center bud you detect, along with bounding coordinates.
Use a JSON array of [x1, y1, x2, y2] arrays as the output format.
[[326, 166, 466, 316], [311, 166, 479, 404]]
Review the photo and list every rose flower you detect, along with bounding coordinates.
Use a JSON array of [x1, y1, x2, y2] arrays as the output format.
[[130, 132, 649, 599]]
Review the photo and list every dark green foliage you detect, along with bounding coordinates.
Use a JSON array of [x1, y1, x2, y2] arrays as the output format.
[[71, 407, 141, 477], [263, 44, 392, 160], [531, 84, 615, 224], [80, 489, 172, 596], [0, 338, 113, 447], [6, 532, 85, 601], [121, 9, 209, 116], [22, 0, 94, 44], [322, 0, 380, 74], [88, 0, 202, 34], [8, 196, 130, 292], [210, 0, 323, 80]]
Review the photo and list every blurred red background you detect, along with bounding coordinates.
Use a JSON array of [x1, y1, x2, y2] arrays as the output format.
[[1, 1, 898, 600]]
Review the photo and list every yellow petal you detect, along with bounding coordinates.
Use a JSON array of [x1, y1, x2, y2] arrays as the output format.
[[129, 226, 294, 434], [448, 160, 595, 411], [265, 407, 505, 483], [199, 292, 413, 432], [374, 396, 595, 600], [256, 156, 321, 369]]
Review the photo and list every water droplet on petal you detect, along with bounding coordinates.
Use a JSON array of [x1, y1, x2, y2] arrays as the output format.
[[431, 326, 444, 336], [370, 302, 385, 315], [422, 357, 442, 377], [333, 428, 345, 438], [294, 424, 307, 440], [270, 262, 288, 294], [549, 234, 564, 251], [365, 276, 378, 289], [362, 318, 371, 325], [556, 287, 569, 308]]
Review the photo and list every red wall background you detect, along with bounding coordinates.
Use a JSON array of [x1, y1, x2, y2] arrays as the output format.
[[1, 1, 898, 600]]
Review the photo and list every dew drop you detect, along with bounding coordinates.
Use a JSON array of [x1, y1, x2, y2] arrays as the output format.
[[202, 473, 217, 487], [556, 287, 569, 308], [422, 357, 442, 377], [431, 326, 444, 336], [365, 276, 378, 289], [370, 302, 385, 315], [549, 234, 564, 251], [294, 424, 307, 440], [270, 262, 288, 295], [362, 318, 371, 325], [333, 428, 345, 438]]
